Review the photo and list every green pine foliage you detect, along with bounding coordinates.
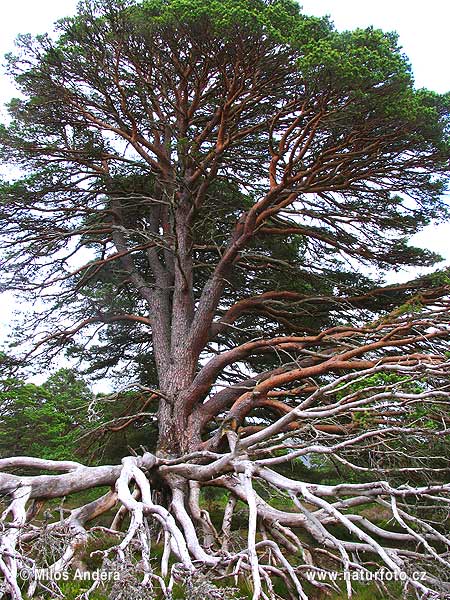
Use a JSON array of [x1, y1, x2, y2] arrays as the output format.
[[0, 368, 90, 461]]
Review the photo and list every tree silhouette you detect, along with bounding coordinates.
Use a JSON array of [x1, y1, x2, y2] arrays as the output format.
[[0, 1, 449, 598]]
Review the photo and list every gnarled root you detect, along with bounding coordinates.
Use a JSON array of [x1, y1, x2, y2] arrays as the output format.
[[1, 445, 450, 599]]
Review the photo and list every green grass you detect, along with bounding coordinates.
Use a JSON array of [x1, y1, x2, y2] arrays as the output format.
[[27, 577, 417, 600], [330, 580, 416, 600]]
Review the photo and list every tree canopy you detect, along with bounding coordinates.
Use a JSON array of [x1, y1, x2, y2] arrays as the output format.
[[0, 362, 152, 465], [0, 368, 90, 461], [1, 0, 449, 379], [0, 1, 449, 599]]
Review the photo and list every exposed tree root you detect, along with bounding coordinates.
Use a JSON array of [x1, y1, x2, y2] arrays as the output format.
[[1, 444, 450, 598], [1, 353, 450, 599]]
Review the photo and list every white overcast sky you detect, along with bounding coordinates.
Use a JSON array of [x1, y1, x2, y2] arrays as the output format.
[[0, 0, 449, 349]]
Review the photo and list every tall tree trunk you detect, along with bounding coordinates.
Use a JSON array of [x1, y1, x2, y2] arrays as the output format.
[[156, 359, 201, 456], [156, 398, 202, 456]]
